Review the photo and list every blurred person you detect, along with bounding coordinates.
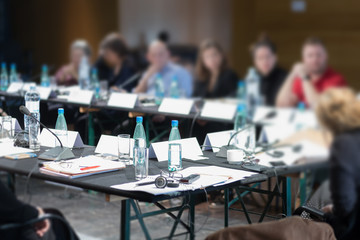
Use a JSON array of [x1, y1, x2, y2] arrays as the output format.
[[133, 40, 193, 97], [55, 40, 91, 86], [312, 87, 360, 239], [250, 34, 287, 106], [0, 180, 78, 240], [193, 39, 238, 98], [94, 33, 135, 92], [276, 37, 346, 108]]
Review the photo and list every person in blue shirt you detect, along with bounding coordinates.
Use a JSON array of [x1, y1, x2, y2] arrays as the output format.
[[133, 40, 193, 97]]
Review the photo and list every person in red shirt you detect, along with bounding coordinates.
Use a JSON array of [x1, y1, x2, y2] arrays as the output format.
[[276, 37, 346, 108]]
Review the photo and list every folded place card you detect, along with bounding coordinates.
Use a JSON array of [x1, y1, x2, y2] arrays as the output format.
[[39, 129, 84, 148], [36, 86, 52, 100], [107, 92, 138, 109], [67, 90, 93, 105], [203, 130, 233, 153], [22, 83, 37, 92], [158, 98, 194, 115], [201, 101, 237, 120], [95, 134, 134, 157], [6, 82, 24, 93], [149, 137, 203, 162]]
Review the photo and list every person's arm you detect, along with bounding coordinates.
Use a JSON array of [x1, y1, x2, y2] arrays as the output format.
[[301, 79, 320, 109], [276, 63, 301, 107], [133, 66, 157, 93], [178, 68, 193, 98]]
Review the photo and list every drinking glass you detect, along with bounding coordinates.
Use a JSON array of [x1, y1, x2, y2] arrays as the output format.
[[0, 116, 13, 140], [100, 80, 108, 100], [118, 134, 131, 165], [168, 143, 182, 172], [134, 147, 148, 180], [29, 118, 40, 151]]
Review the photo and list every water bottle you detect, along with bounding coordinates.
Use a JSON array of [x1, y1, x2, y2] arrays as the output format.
[[40, 64, 50, 87], [236, 81, 246, 104], [245, 67, 261, 118], [9, 63, 18, 83], [133, 116, 146, 165], [234, 104, 247, 131], [0, 62, 9, 91], [79, 56, 90, 90], [169, 75, 180, 98], [155, 74, 164, 105], [168, 120, 182, 171], [24, 86, 40, 132], [54, 108, 68, 147], [295, 102, 306, 131], [90, 68, 100, 99]]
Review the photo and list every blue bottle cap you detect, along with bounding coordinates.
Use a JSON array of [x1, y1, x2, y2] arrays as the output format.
[[171, 120, 178, 127], [136, 116, 143, 123], [297, 102, 306, 111], [10, 63, 16, 70], [30, 86, 36, 91], [238, 81, 245, 87], [42, 64, 48, 71], [91, 68, 97, 75], [237, 104, 246, 112], [1, 62, 6, 68], [58, 108, 64, 114]]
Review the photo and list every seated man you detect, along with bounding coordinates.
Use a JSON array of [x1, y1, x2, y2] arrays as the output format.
[[0, 180, 78, 240], [133, 40, 193, 98], [276, 37, 346, 108]]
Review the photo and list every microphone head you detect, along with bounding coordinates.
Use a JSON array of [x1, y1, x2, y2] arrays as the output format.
[[19, 105, 31, 116]]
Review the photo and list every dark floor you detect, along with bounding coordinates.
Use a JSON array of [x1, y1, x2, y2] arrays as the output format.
[[1, 173, 281, 240]]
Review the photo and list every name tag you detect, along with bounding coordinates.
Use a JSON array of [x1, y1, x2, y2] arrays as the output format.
[[158, 98, 194, 115], [107, 92, 138, 109], [95, 135, 134, 157], [203, 130, 233, 153], [39, 129, 84, 148], [67, 90, 93, 105], [201, 101, 237, 120], [6, 82, 23, 93], [36, 86, 52, 100]]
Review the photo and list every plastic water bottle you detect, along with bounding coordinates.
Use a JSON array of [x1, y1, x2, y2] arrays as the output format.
[[236, 81, 246, 104], [133, 116, 146, 144], [169, 75, 180, 98], [9, 63, 18, 83], [24, 86, 40, 132], [54, 108, 68, 147], [40, 64, 50, 87], [155, 74, 164, 105], [0, 62, 9, 91], [168, 120, 182, 171], [245, 67, 261, 118], [295, 102, 306, 131], [79, 56, 90, 90], [169, 120, 181, 141], [234, 104, 247, 131], [90, 68, 100, 99]]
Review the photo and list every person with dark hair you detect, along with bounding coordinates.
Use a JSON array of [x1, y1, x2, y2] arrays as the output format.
[[94, 33, 135, 91], [55, 40, 92, 86], [250, 34, 287, 106], [276, 37, 346, 108], [193, 39, 238, 98]]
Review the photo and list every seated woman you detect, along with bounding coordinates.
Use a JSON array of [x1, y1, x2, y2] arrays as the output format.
[[94, 33, 135, 92], [250, 34, 287, 106], [193, 39, 238, 98], [55, 40, 92, 86], [314, 87, 360, 239]]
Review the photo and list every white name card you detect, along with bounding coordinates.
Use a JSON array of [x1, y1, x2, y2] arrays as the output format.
[[201, 102, 237, 120], [22, 83, 36, 92], [39, 129, 84, 148], [6, 82, 23, 93], [67, 90, 93, 105], [95, 134, 134, 157], [37, 86, 52, 100], [149, 137, 203, 162], [158, 98, 194, 115], [203, 130, 233, 153], [107, 92, 138, 109]]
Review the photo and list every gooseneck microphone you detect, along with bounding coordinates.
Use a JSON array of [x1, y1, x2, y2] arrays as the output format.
[[19, 105, 75, 161]]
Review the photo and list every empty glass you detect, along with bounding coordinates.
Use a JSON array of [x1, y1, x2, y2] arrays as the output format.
[[118, 134, 131, 165], [29, 118, 40, 151], [134, 147, 148, 180], [233, 124, 256, 157], [100, 80, 108, 100], [0, 116, 13, 141], [168, 143, 182, 172]]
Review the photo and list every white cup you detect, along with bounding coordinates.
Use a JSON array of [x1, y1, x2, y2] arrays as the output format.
[[227, 149, 245, 164]]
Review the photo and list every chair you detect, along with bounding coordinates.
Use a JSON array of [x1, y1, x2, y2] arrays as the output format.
[[0, 213, 76, 240]]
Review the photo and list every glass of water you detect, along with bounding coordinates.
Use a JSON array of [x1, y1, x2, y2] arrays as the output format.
[[0, 116, 13, 140], [134, 147, 148, 180], [118, 134, 131, 164], [168, 143, 182, 172]]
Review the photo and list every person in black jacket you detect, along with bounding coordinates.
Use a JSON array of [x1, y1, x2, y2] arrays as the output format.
[[250, 34, 287, 106], [315, 87, 360, 239], [0, 180, 78, 240], [193, 39, 238, 99]]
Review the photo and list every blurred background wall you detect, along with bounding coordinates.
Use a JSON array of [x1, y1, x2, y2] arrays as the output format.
[[2, 0, 360, 88]]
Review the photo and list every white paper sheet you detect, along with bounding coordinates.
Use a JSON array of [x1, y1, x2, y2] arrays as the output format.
[[107, 92, 138, 109], [201, 101, 237, 120], [158, 98, 194, 115], [0, 142, 34, 157], [67, 89, 93, 105], [36, 86, 52, 100]]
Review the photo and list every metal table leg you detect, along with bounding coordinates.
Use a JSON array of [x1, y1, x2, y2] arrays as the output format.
[[88, 112, 95, 146], [121, 199, 131, 240], [224, 188, 229, 227]]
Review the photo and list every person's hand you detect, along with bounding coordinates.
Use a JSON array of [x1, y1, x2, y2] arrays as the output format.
[[35, 207, 51, 238], [321, 204, 334, 213], [291, 62, 307, 79]]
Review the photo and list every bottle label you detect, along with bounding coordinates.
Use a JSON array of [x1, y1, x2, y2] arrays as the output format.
[[26, 101, 39, 112]]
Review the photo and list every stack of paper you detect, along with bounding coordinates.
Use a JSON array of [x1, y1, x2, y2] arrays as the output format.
[[111, 166, 255, 195], [40, 156, 125, 178], [0, 142, 34, 157]]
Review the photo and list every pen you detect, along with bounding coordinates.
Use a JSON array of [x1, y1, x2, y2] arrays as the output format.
[[80, 165, 100, 171], [136, 181, 155, 186]]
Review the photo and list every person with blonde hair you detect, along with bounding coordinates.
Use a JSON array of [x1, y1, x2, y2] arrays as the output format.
[[312, 87, 360, 239]]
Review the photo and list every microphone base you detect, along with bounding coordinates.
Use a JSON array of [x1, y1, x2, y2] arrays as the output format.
[[38, 146, 75, 161], [216, 145, 240, 158]]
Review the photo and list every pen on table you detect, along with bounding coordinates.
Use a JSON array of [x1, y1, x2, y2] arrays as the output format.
[[136, 181, 155, 186], [80, 165, 100, 171]]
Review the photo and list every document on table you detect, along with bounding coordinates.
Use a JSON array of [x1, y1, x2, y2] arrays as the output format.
[[0, 142, 34, 157], [111, 166, 255, 195]]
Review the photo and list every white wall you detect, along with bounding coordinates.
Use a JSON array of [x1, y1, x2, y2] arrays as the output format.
[[119, 0, 232, 50]]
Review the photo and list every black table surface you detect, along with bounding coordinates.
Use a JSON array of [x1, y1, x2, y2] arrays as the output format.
[[0, 146, 268, 202]]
